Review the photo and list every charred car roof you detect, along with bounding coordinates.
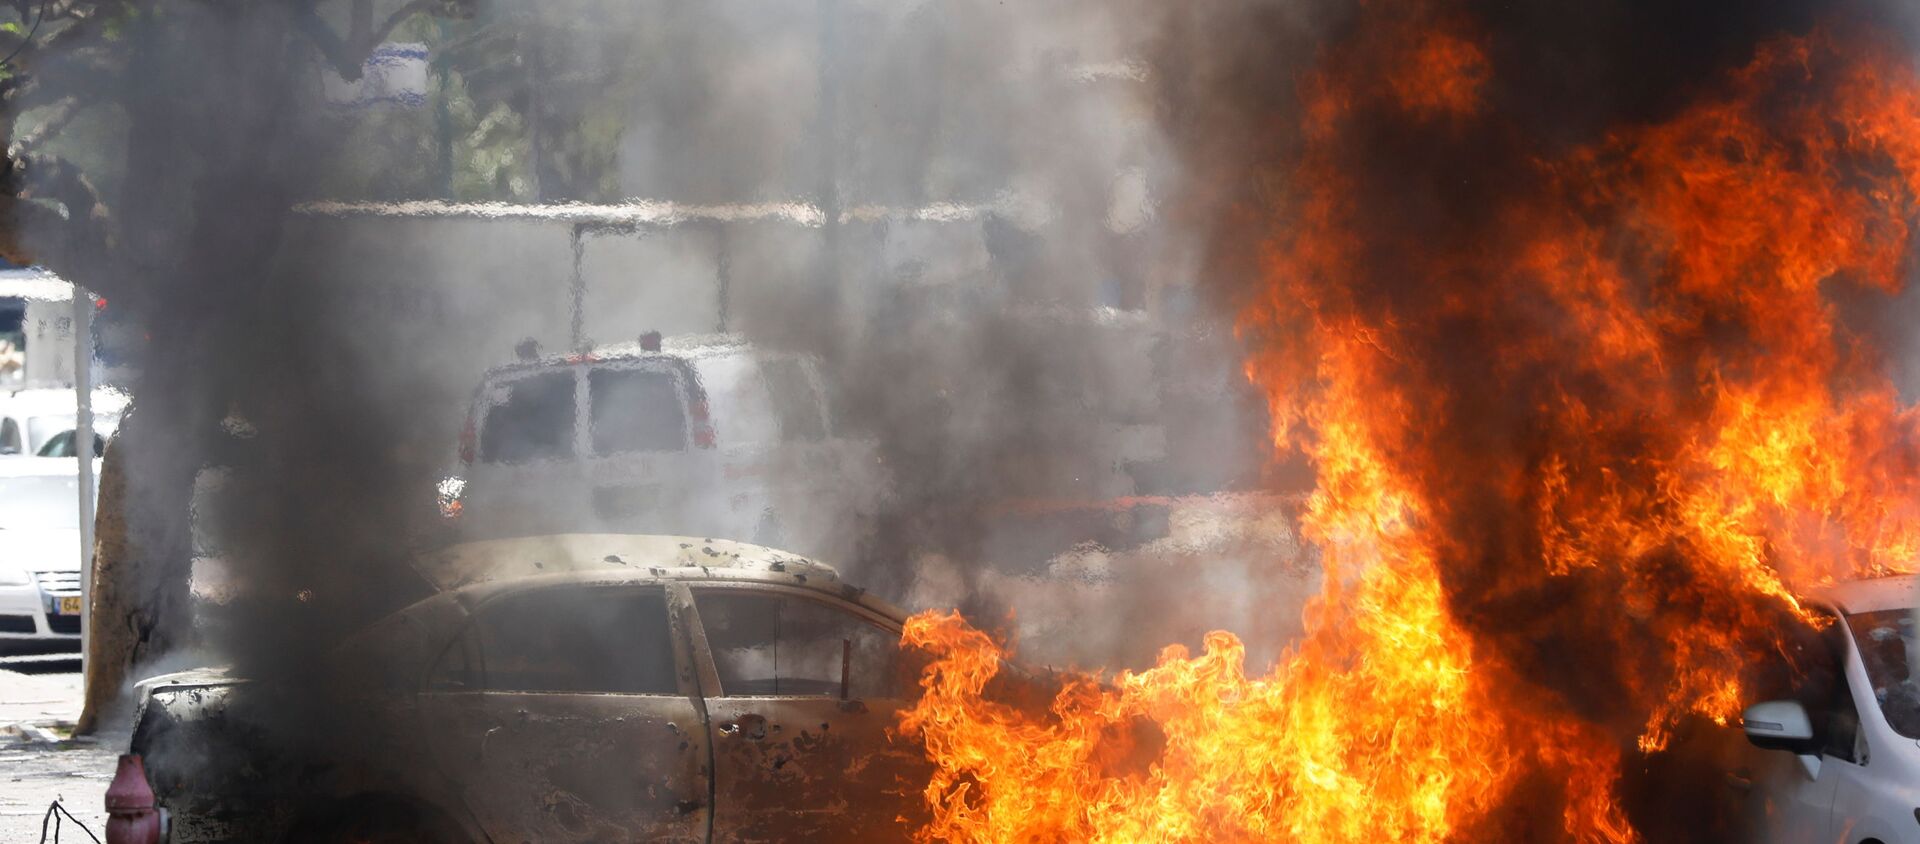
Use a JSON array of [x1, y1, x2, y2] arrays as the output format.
[[412, 532, 900, 621], [136, 534, 910, 704], [1810, 574, 1920, 616]]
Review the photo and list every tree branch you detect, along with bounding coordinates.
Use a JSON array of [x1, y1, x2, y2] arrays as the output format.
[[33, 3, 112, 56], [0, 150, 122, 295], [3, 55, 124, 121], [369, 0, 432, 49], [294, 5, 355, 79], [8, 94, 83, 154]]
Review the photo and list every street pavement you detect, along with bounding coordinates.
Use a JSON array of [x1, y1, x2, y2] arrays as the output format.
[[0, 656, 116, 843]]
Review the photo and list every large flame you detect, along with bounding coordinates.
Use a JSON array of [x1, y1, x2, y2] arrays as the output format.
[[897, 11, 1920, 844]]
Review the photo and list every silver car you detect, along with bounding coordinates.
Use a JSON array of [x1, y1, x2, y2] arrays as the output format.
[[124, 534, 938, 843], [0, 460, 90, 652]]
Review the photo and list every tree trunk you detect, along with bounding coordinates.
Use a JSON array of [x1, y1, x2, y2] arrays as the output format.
[[74, 1, 303, 734]]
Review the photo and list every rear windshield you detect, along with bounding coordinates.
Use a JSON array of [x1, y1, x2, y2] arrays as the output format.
[[589, 367, 687, 454], [481, 371, 576, 463]]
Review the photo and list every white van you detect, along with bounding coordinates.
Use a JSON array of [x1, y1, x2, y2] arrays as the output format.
[[442, 335, 886, 564], [1739, 575, 1920, 843]]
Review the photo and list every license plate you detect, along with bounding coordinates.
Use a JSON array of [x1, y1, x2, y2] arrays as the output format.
[[56, 595, 81, 615]]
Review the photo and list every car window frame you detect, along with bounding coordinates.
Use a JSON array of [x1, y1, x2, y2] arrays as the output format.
[[426, 581, 702, 700], [680, 581, 907, 702], [1808, 602, 1868, 765]]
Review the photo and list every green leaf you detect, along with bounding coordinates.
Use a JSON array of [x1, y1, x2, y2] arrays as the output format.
[[1, 22, 23, 36]]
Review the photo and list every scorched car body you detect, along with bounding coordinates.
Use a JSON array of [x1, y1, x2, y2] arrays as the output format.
[[123, 534, 935, 843]]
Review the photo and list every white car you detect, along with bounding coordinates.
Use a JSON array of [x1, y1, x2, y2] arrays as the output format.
[[1740, 575, 1920, 843], [0, 460, 93, 652], [444, 335, 887, 564], [0, 386, 127, 457]]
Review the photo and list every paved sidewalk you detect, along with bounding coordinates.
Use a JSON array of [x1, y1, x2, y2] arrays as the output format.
[[1, 664, 81, 730], [1, 665, 116, 843]]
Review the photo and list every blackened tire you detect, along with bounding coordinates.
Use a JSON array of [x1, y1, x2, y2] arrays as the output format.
[[283, 796, 466, 844]]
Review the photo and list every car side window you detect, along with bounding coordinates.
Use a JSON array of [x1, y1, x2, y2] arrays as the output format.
[[695, 590, 908, 699], [480, 371, 576, 464], [0, 418, 20, 454], [452, 586, 679, 695], [35, 431, 103, 458], [36, 430, 71, 457], [1777, 607, 1864, 763]]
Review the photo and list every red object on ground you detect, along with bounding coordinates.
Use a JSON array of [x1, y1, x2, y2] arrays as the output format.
[[105, 754, 162, 844]]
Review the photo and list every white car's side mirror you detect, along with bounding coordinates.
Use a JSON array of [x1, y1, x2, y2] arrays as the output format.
[[1743, 699, 1818, 755]]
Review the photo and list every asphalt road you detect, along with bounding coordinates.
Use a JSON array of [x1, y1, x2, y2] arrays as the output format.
[[1, 656, 116, 843]]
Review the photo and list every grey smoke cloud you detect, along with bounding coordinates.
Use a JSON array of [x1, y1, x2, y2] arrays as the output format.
[[48, 1, 1284, 763]]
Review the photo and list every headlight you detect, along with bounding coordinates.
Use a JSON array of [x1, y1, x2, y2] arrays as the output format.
[[0, 565, 30, 586]]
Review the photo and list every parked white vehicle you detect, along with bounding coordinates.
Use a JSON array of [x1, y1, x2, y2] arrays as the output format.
[[443, 335, 887, 565], [1740, 575, 1920, 843], [0, 386, 127, 456], [0, 459, 93, 652]]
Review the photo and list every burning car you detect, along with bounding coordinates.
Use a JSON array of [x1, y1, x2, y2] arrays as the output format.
[[1738, 575, 1920, 844], [115, 534, 936, 843]]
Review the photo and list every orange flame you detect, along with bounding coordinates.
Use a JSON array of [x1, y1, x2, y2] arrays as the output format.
[[899, 17, 1920, 844]]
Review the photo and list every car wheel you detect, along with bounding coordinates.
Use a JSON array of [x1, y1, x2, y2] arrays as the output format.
[[285, 798, 463, 844]]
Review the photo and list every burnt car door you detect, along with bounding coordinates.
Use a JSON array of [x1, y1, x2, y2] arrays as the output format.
[[688, 584, 931, 842], [419, 583, 711, 842]]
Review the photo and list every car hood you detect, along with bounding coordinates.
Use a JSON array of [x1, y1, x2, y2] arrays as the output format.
[[0, 527, 81, 572], [134, 665, 236, 693]]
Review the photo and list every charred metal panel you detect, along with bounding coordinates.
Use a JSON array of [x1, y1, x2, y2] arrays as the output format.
[[422, 691, 710, 842], [683, 581, 930, 841], [706, 696, 930, 842]]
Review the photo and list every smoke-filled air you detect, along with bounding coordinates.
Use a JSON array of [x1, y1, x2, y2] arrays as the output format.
[[9, 0, 1920, 843]]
